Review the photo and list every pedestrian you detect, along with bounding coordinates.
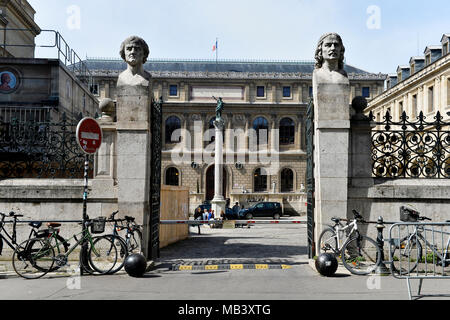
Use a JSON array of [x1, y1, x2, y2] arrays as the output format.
[[194, 207, 202, 234], [232, 202, 240, 219], [209, 210, 215, 228], [203, 208, 208, 221]]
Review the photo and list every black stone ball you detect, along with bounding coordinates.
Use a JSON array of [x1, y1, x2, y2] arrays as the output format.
[[315, 253, 338, 277], [124, 254, 147, 278]]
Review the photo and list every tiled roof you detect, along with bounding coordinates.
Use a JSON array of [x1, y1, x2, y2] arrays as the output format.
[[83, 57, 374, 75]]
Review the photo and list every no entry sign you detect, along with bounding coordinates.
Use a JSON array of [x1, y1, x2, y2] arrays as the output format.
[[76, 117, 102, 154]]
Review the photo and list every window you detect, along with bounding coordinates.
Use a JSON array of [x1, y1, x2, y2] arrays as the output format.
[[165, 116, 181, 143], [426, 54, 431, 65], [254, 168, 267, 192], [256, 86, 265, 98], [208, 117, 216, 143], [279, 118, 295, 145], [412, 94, 418, 118], [165, 167, 179, 186], [169, 85, 178, 96], [399, 101, 404, 120], [447, 79, 450, 108], [253, 117, 269, 145], [362, 87, 370, 98], [282, 86, 291, 98], [309, 86, 313, 98], [428, 86, 434, 112], [89, 84, 99, 96], [281, 168, 294, 192]]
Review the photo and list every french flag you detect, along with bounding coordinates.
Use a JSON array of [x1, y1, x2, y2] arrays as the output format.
[[212, 39, 218, 52]]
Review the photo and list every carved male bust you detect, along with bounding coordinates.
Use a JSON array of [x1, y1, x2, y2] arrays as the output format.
[[117, 36, 151, 87], [313, 33, 348, 84]]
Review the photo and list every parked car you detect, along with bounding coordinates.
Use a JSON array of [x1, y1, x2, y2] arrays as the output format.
[[193, 204, 235, 219], [238, 202, 282, 219]]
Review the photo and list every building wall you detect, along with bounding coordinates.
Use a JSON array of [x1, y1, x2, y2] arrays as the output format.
[[0, 0, 40, 58]]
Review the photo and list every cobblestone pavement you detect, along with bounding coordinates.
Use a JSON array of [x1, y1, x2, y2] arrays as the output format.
[[158, 216, 309, 269]]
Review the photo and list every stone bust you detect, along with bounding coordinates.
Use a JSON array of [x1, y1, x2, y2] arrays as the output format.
[[313, 33, 348, 84], [117, 36, 151, 87]]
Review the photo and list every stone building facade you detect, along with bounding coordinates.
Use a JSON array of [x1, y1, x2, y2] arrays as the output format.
[[86, 58, 386, 214], [0, 0, 40, 58], [367, 33, 450, 122]]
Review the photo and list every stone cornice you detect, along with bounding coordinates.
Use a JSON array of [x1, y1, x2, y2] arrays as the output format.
[[88, 69, 386, 81], [4, 0, 40, 34]]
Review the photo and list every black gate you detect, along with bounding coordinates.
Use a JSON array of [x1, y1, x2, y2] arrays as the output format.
[[306, 99, 315, 258], [148, 97, 163, 260]]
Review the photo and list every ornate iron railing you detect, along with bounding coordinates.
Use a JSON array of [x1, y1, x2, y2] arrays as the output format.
[[0, 113, 92, 179], [370, 110, 450, 179]]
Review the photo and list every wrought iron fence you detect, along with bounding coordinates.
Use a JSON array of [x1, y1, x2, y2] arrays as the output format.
[[370, 110, 450, 179], [0, 113, 92, 179]]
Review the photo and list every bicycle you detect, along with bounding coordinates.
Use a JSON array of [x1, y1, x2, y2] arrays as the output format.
[[390, 207, 450, 275], [317, 210, 382, 275], [0, 211, 69, 272], [101, 211, 143, 274], [12, 218, 118, 279]]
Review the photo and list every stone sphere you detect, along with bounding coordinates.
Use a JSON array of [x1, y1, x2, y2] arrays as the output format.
[[315, 253, 338, 277], [124, 254, 147, 278]]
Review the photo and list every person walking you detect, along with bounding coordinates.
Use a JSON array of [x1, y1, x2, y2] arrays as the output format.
[[232, 202, 240, 219], [194, 207, 202, 234]]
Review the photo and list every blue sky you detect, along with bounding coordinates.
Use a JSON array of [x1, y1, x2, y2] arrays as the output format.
[[29, 0, 450, 74]]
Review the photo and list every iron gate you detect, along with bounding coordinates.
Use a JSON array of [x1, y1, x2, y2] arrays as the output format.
[[306, 99, 315, 258], [148, 97, 163, 260]]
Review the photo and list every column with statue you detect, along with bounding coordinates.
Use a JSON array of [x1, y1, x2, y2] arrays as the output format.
[[211, 97, 227, 219]]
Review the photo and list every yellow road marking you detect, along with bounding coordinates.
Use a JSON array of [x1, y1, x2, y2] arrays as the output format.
[[255, 264, 269, 270], [230, 264, 244, 270], [179, 265, 193, 271], [205, 265, 219, 270], [281, 265, 292, 269]]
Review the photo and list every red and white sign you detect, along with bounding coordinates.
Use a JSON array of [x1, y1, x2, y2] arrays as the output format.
[[76, 117, 102, 154]]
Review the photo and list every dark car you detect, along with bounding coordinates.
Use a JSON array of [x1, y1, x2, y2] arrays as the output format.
[[238, 202, 282, 219], [194, 204, 235, 219]]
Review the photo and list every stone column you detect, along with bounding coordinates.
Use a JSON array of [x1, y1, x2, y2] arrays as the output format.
[[211, 118, 226, 217], [116, 84, 152, 257], [312, 33, 351, 251]]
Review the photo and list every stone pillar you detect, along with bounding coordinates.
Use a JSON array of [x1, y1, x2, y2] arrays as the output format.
[[312, 34, 351, 250], [211, 118, 226, 217], [116, 84, 152, 257]]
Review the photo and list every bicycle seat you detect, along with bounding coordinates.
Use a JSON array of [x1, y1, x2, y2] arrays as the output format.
[[29, 222, 42, 229], [9, 212, 23, 218], [331, 217, 341, 224], [125, 216, 135, 222], [446, 220, 450, 223], [47, 223, 61, 228]]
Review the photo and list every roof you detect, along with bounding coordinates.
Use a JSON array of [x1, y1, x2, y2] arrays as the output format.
[[83, 57, 379, 77], [424, 45, 442, 53], [409, 56, 425, 63]]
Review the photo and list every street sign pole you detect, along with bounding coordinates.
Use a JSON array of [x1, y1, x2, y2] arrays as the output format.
[[76, 117, 102, 276]]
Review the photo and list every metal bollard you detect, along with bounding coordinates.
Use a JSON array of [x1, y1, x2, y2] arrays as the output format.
[[375, 216, 390, 275]]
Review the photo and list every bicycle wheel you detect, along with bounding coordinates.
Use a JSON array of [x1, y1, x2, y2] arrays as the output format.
[[103, 234, 128, 274], [37, 233, 70, 273], [342, 235, 381, 275], [12, 238, 55, 279], [390, 236, 422, 275], [88, 236, 118, 274], [318, 228, 338, 255], [127, 228, 142, 254]]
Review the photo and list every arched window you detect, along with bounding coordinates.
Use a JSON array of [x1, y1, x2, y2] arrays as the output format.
[[253, 117, 269, 145], [254, 168, 267, 192], [281, 168, 294, 192], [279, 118, 295, 145], [165, 167, 180, 186], [208, 117, 216, 144], [165, 116, 181, 143]]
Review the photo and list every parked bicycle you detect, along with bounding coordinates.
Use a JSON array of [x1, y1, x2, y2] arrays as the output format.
[[102, 211, 143, 274], [12, 217, 119, 279], [390, 207, 450, 275], [318, 210, 382, 275], [0, 211, 69, 273]]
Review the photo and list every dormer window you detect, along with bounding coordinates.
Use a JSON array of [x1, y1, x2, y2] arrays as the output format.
[[397, 72, 402, 82], [411, 64, 415, 75], [426, 54, 431, 65], [443, 43, 449, 56]]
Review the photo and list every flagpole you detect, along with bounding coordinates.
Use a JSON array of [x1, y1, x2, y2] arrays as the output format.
[[215, 37, 218, 72]]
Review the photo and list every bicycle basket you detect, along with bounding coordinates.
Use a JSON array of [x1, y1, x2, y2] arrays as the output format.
[[399, 206, 420, 222], [91, 217, 106, 234]]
